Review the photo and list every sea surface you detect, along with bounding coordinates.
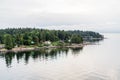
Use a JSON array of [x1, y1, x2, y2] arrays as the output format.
[[0, 33, 120, 80]]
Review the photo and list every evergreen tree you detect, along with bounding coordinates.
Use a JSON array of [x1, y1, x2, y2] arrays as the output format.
[[71, 35, 83, 44], [4, 34, 14, 50]]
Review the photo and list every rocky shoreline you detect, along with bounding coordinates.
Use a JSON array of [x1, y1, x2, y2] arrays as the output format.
[[0, 42, 93, 53], [0, 41, 100, 53]]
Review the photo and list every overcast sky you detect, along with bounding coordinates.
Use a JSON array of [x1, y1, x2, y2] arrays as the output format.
[[0, 0, 120, 32]]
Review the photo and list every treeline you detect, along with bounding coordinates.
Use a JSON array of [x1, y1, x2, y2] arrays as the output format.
[[0, 28, 103, 49]]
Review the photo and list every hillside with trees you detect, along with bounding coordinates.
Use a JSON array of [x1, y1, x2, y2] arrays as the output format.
[[0, 28, 103, 50]]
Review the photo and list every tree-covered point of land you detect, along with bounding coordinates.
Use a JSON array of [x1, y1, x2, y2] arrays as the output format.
[[0, 28, 103, 49]]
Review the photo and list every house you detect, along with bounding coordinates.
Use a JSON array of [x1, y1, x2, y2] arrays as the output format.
[[44, 41, 51, 45]]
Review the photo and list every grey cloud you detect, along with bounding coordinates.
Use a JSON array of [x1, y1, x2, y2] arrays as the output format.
[[0, 0, 120, 32]]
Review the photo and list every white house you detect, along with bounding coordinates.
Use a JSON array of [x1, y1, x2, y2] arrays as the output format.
[[44, 41, 51, 45]]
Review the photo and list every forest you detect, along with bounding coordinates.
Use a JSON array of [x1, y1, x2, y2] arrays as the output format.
[[0, 28, 103, 49]]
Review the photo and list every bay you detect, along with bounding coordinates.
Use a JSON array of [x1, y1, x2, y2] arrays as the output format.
[[0, 33, 120, 80]]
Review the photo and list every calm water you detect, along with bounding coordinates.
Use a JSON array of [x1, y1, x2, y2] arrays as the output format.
[[0, 33, 120, 80]]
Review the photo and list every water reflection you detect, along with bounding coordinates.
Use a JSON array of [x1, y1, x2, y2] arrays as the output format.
[[71, 47, 83, 55], [0, 48, 83, 68]]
